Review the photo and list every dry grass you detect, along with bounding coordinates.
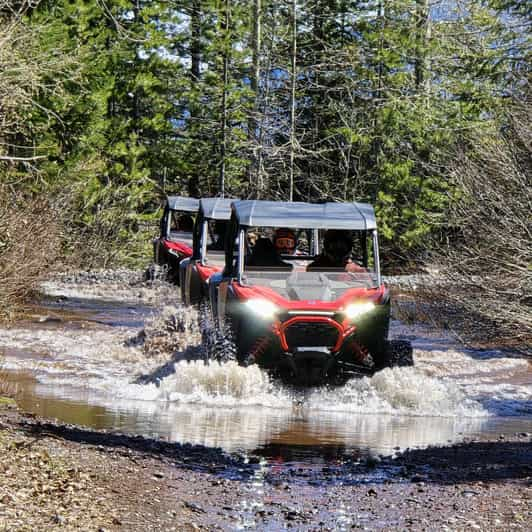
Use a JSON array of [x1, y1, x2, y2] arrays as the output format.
[[427, 97, 531, 349], [0, 373, 18, 399], [0, 187, 61, 319]]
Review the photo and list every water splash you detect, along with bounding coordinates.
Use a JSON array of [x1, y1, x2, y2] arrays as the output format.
[[1, 305, 518, 419], [306, 366, 486, 417], [2, 272, 531, 456], [157, 360, 291, 407], [140, 304, 202, 358]]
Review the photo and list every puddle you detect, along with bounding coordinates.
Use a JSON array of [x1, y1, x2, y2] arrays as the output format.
[[1, 275, 530, 464]]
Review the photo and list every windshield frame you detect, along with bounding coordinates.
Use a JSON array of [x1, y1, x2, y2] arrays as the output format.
[[236, 226, 382, 287], [200, 220, 209, 264]]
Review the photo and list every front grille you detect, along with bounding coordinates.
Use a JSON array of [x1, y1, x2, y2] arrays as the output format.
[[284, 321, 338, 349]]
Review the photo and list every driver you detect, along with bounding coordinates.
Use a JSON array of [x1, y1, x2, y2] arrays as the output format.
[[246, 228, 295, 269], [176, 214, 194, 232], [307, 230, 366, 272], [207, 220, 227, 250], [247, 236, 292, 268], [273, 228, 297, 256]]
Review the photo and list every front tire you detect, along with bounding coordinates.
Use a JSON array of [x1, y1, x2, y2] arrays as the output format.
[[199, 304, 237, 363], [384, 339, 414, 368]]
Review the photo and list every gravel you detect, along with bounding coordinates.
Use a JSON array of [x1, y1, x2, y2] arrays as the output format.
[[0, 402, 530, 531]]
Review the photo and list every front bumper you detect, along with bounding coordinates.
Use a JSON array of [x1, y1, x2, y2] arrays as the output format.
[[240, 308, 389, 384], [273, 315, 355, 352]]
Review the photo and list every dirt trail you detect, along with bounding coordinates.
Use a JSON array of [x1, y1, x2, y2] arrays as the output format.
[[0, 402, 530, 531], [0, 270, 531, 530]]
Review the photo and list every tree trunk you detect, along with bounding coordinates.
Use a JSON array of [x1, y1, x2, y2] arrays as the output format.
[[288, 0, 297, 202], [132, 0, 141, 136], [187, 0, 202, 196], [249, 0, 262, 192], [219, 0, 230, 197], [190, 0, 201, 81], [415, 0, 431, 96]]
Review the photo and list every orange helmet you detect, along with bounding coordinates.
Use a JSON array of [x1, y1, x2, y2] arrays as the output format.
[[274, 228, 296, 254]]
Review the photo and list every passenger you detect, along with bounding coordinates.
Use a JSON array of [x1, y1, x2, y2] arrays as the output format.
[[207, 220, 227, 251], [246, 236, 292, 269], [307, 230, 366, 272], [247, 231, 258, 247], [177, 214, 194, 232]]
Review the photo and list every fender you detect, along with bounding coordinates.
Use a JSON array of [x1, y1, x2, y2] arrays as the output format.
[[162, 239, 192, 256]]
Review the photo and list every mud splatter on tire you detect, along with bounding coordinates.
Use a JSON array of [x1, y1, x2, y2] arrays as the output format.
[[198, 303, 237, 363]]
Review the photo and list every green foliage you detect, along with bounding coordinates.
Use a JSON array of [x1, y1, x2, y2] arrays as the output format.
[[1, 0, 528, 267]]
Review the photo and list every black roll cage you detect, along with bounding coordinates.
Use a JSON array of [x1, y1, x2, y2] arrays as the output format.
[[223, 212, 379, 282]]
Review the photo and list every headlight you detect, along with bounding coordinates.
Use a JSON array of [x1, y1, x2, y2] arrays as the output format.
[[244, 298, 279, 319], [343, 301, 375, 319]]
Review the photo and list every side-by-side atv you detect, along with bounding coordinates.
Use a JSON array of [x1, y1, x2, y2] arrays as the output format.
[[179, 197, 235, 305], [209, 200, 413, 385], [152, 196, 199, 283]]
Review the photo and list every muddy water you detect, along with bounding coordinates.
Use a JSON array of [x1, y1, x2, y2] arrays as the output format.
[[1, 275, 531, 461]]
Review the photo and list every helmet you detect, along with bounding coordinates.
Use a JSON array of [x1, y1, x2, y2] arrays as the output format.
[[323, 230, 352, 262], [274, 228, 296, 254]]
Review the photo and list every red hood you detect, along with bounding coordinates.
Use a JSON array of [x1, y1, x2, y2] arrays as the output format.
[[233, 283, 386, 311], [162, 239, 192, 256], [197, 262, 221, 282]]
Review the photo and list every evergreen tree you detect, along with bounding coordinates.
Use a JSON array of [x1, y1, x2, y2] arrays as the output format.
[[6, 0, 528, 265]]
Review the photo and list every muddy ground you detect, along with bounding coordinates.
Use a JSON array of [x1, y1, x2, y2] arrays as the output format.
[[0, 400, 530, 531], [1, 270, 531, 530]]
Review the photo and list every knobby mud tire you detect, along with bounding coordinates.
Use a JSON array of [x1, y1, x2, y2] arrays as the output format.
[[144, 263, 169, 283], [198, 303, 237, 364], [385, 339, 414, 368]]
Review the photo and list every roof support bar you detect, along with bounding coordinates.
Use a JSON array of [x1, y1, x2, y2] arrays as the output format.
[[200, 221, 209, 265], [372, 230, 382, 286], [237, 229, 246, 283]]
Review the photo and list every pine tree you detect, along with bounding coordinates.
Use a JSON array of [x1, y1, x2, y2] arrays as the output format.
[[7, 0, 529, 266], [22, 0, 191, 263]]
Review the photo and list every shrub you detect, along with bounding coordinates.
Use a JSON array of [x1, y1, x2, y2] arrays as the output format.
[[0, 187, 61, 318]]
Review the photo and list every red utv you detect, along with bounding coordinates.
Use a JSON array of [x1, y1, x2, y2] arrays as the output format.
[[179, 197, 235, 305], [152, 196, 199, 283], [209, 200, 413, 385]]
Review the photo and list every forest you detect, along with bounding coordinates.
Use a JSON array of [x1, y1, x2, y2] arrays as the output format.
[[0, 0, 530, 343]]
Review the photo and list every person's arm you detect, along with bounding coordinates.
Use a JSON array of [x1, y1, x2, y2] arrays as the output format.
[[345, 259, 366, 273]]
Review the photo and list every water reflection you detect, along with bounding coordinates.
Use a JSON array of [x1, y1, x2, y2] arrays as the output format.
[[13, 376, 493, 458], [3, 286, 531, 464]]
